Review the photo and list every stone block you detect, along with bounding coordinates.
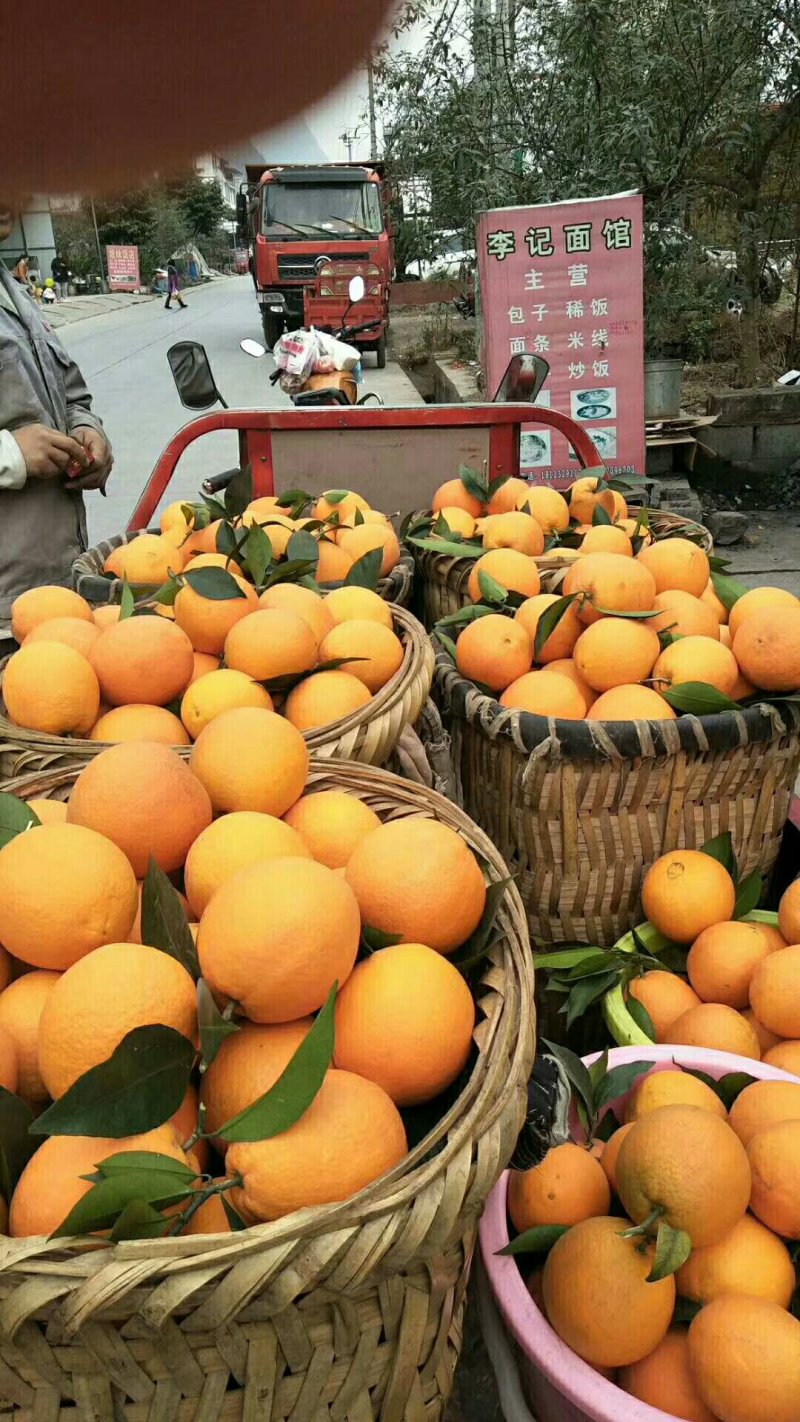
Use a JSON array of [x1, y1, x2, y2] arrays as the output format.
[[705, 511, 749, 545], [707, 386, 800, 427]]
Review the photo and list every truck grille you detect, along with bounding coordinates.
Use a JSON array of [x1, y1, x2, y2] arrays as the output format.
[[277, 253, 364, 280]]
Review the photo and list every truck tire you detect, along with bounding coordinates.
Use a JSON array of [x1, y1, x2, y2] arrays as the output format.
[[375, 334, 387, 369], [261, 311, 284, 349]]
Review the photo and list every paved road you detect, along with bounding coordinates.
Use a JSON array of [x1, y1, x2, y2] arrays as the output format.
[[59, 276, 420, 544]]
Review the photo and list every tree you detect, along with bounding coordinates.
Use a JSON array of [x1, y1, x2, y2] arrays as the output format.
[[172, 173, 230, 239]]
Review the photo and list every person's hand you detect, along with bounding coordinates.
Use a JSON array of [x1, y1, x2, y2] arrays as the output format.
[[68, 426, 113, 491], [11, 423, 89, 479]]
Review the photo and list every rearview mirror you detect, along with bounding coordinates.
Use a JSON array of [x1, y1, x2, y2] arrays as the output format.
[[493, 352, 550, 404], [167, 341, 222, 411], [240, 338, 266, 358], [348, 274, 366, 304]]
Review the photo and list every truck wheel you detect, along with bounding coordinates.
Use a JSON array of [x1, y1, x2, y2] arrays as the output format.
[[375, 334, 387, 369], [261, 312, 284, 349]]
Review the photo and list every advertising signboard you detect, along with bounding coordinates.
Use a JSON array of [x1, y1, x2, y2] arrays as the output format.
[[106, 244, 140, 292]]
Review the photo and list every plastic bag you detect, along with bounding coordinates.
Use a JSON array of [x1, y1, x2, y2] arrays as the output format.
[[315, 328, 361, 371], [274, 329, 318, 380]]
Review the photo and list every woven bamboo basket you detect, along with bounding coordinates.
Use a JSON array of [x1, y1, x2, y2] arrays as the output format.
[[0, 606, 435, 782], [0, 757, 535, 1422], [72, 533, 416, 609], [434, 644, 800, 948], [412, 510, 714, 630]]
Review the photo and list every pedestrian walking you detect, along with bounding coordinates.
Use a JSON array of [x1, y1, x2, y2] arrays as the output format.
[[165, 260, 187, 310], [50, 252, 71, 300]]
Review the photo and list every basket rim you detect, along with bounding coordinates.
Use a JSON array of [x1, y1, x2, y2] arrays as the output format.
[[0, 757, 535, 1272]]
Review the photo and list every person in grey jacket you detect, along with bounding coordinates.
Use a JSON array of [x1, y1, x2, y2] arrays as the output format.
[[0, 200, 112, 646]]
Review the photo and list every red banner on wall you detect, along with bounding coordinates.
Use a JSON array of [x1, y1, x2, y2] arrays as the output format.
[[477, 192, 645, 488], [106, 244, 140, 292]]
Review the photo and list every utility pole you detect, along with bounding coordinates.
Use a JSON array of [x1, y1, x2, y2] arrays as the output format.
[[367, 56, 378, 159], [89, 197, 106, 289], [340, 130, 354, 162]]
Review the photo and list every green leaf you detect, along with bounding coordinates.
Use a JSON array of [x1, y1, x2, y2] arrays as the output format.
[[593, 1061, 655, 1113], [734, 871, 763, 918], [286, 530, 320, 572], [432, 513, 457, 539], [95, 1151, 199, 1184], [53, 1164, 194, 1238], [533, 593, 577, 661], [150, 577, 181, 606], [711, 570, 749, 611], [451, 876, 514, 975], [141, 858, 200, 979], [593, 1108, 621, 1142], [478, 571, 508, 605], [33, 1025, 196, 1138], [321, 488, 349, 505], [647, 1220, 692, 1281], [563, 970, 621, 1028], [224, 466, 253, 519], [497, 1224, 568, 1257], [589, 1049, 609, 1089], [714, 1071, 758, 1109], [244, 523, 273, 587], [542, 1040, 594, 1123], [277, 487, 311, 514], [201, 495, 227, 521], [261, 557, 318, 589], [436, 631, 458, 664], [217, 983, 336, 1142], [532, 947, 608, 971], [360, 926, 404, 954], [222, 1195, 248, 1230], [197, 978, 239, 1070], [564, 951, 620, 980], [592, 504, 612, 526], [0, 1088, 35, 1200], [661, 682, 739, 714], [183, 566, 246, 601], [700, 831, 736, 874], [408, 535, 483, 559], [215, 520, 240, 560], [119, 578, 135, 620], [460, 463, 489, 503], [435, 604, 496, 630], [345, 547, 383, 589], [109, 1198, 172, 1242], [593, 606, 662, 619], [0, 793, 40, 851], [626, 996, 656, 1040], [707, 555, 732, 573]]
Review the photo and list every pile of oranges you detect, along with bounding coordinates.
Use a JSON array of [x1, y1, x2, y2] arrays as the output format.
[[0, 724, 487, 1238], [622, 853, 800, 1072], [507, 1062, 800, 1422], [427, 472, 800, 720]]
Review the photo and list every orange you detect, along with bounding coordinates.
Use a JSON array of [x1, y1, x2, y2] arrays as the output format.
[[733, 604, 800, 692], [90, 704, 189, 745], [67, 741, 212, 877], [455, 614, 531, 693], [333, 942, 475, 1106], [499, 670, 586, 718], [183, 552, 244, 577], [190, 707, 309, 816], [514, 594, 581, 662], [625, 1069, 726, 1122], [763, 1040, 800, 1074], [92, 605, 122, 629], [184, 810, 311, 918], [573, 618, 659, 693], [180, 668, 273, 739], [688, 1295, 800, 1422], [128, 881, 190, 946], [284, 790, 381, 870], [25, 797, 66, 826], [637, 538, 710, 597], [676, 1212, 795, 1308], [160, 499, 195, 535], [338, 523, 401, 577], [242, 495, 283, 522], [24, 616, 101, 658], [641, 850, 736, 943], [701, 581, 728, 624], [181, 519, 223, 557], [508, 1142, 610, 1231], [3, 641, 100, 735], [748, 1119, 800, 1239], [314, 538, 354, 583], [0, 1025, 17, 1094], [318, 620, 404, 694], [598, 1122, 634, 1194], [258, 583, 333, 645], [730, 667, 757, 701], [587, 684, 676, 721], [652, 635, 739, 698], [516, 485, 570, 533], [9, 1125, 190, 1238], [568, 477, 617, 526], [778, 878, 800, 942], [224, 608, 319, 684], [728, 585, 800, 639], [313, 489, 370, 524], [618, 516, 652, 545], [284, 670, 372, 731], [170, 1083, 204, 1157], [90, 617, 194, 707], [728, 1078, 800, 1148], [345, 816, 486, 955], [181, 1186, 232, 1235], [750, 946, 800, 1037], [227, 1069, 407, 1222], [742, 1008, 783, 1055], [10, 586, 92, 642], [198, 856, 360, 1022], [579, 524, 633, 557], [482, 511, 545, 557], [201, 1019, 312, 1137], [563, 552, 656, 625], [619, 1329, 718, 1422], [627, 971, 701, 1043], [467, 549, 541, 603], [103, 547, 126, 577], [616, 1104, 751, 1245], [119, 532, 186, 584], [174, 575, 258, 655], [0, 972, 59, 1103], [668, 1003, 761, 1059], [323, 585, 393, 628], [487, 476, 530, 515], [434, 505, 476, 538], [541, 658, 597, 712], [188, 650, 220, 684], [649, 590, 721, 641], [0, 822, 137, 970], [241, 513, 295, 555], [38, 941, 197, 1098], [687, 920, 778, 1008], [431, 478, 484, 519], [542, 1215, 674, 1368]]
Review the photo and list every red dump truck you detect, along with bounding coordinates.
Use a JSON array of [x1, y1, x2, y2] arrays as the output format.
[[238, 162, 393, 364]]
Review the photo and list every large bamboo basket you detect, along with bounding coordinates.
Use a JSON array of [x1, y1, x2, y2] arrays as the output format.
[[412, 510, 714, 630], [0, 758, 535, 1422], [72, 533, 416, 609], [434, 644, 800, 948], [0, 606, 435, 782]]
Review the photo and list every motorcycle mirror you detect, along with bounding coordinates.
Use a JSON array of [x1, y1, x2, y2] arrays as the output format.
[[493, 352, 550, 404], [240, 338, 267, 358], [348, 274, 366, 303], [167, 341, 227, 411]]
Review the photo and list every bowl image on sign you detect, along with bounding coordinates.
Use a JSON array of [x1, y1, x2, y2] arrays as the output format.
[[570, 387, 617, 421], [589, 426, 617, 457], [520, 431, 552, 468]]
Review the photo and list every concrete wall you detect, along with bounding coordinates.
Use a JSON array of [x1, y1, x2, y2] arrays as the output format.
[[702, 387, 800, 474], [0, 196, 55, 279]]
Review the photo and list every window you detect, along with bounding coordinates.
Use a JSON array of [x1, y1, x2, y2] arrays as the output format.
[[264, 182, 382, 238]]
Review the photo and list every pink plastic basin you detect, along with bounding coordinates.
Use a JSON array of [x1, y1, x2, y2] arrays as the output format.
[[479, 1043, 797, 1422]]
